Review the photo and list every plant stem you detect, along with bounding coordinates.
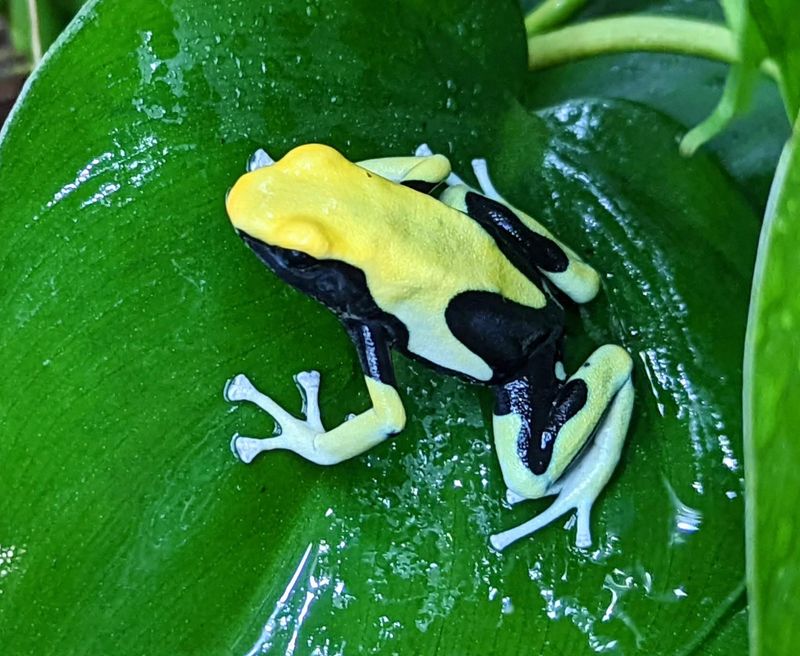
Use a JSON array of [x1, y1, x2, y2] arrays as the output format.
[[528, 15, 780, 77], [524, 0, 588, 36], [26, 0, 42, 64]]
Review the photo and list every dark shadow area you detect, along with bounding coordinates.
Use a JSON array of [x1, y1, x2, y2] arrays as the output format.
[[0, 18, 27, 126]]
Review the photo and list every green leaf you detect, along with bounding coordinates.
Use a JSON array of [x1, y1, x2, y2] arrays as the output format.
[[679, 0, 767, 156], [695, 606, 749, 655], [750, 0, 800, 120], [0, 0, 758, 653], [744, 118, 800, 656], [522, 0, 788, 210], [739, 4, 800, 655]]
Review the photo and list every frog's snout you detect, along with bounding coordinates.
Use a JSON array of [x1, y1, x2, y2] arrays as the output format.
[[226, 164, 271, 238], [225, 177, 249, 229]]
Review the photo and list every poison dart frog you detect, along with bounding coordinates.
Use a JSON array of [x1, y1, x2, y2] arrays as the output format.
[[223, 143, 634, 550]]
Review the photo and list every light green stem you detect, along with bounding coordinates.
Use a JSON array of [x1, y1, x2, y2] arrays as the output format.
[[524, 0, 589, 36], [26, 0, 42, 64], [528, 15, 779, 81]]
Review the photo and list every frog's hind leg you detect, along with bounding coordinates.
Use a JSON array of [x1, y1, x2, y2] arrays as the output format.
[[490, 344, 634, 550], [438, 160, 601, 304]]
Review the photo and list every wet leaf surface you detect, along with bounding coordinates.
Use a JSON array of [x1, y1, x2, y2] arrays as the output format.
[[0, 0, 760, 653]]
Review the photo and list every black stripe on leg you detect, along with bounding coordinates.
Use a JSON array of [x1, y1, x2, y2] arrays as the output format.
[[348, 323, 397, 386], [464, 192, 569, 275], [526, 379, 588, 475]]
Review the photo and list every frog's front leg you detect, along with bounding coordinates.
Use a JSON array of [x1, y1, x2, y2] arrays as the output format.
[[225, 371, 320, 463], [490, 344, 634, 550], [356, 146, 451, 192], [224, 323, 405, 466]]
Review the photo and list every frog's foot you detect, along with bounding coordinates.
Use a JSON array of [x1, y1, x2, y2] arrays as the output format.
[[470, 158, 506, 203], [490, 482, 592, 552], [247, 148, 275, 172], [489, 377, 634, 551], [505, 489, 527, 506], [223, 372, 324, 464]]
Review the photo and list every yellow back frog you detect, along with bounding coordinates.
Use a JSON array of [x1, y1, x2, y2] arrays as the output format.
[[224, 143, 633, 550]]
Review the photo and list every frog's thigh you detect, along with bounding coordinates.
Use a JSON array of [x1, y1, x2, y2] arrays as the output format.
[[491, 344, 633, 549], [356, 152, 451, 191]]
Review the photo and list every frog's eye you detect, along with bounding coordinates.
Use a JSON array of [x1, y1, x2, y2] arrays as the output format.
[[279, 219, 330, 260], [247, 148, 275, 172]]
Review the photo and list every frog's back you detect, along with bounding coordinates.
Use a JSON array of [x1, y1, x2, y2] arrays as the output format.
[[323, 153, 546, 310], [254, 144, 545, 308], [240, 144, 554, 382]]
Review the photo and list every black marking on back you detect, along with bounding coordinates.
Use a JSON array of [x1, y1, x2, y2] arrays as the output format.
[[464, 192, 569, 276], [444, 290, 563, 383]]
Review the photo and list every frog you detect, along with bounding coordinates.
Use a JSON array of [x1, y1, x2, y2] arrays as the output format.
[[223, 142, 634, 550]]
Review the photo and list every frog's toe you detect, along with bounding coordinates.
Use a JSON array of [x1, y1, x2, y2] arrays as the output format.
[[575, 531, 592, 549], [574, 504, 592, 549], [506, 489, 527, 506], [488, 533, 507, 552], [294, 370, 320, 389], [223, 373, 255, 402], [230, 432, 285, 464], [230, 432, 250, 461], [470, 158, 505, 202], [294, 370, 324, 432], [247, 148, 275, 172], [416, 143, 466, 187]]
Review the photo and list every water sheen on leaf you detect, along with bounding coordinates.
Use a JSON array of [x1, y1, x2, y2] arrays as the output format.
[[0, 0, 757, 654]]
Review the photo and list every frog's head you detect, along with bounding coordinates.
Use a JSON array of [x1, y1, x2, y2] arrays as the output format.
[[226, 144, 345, 261]]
